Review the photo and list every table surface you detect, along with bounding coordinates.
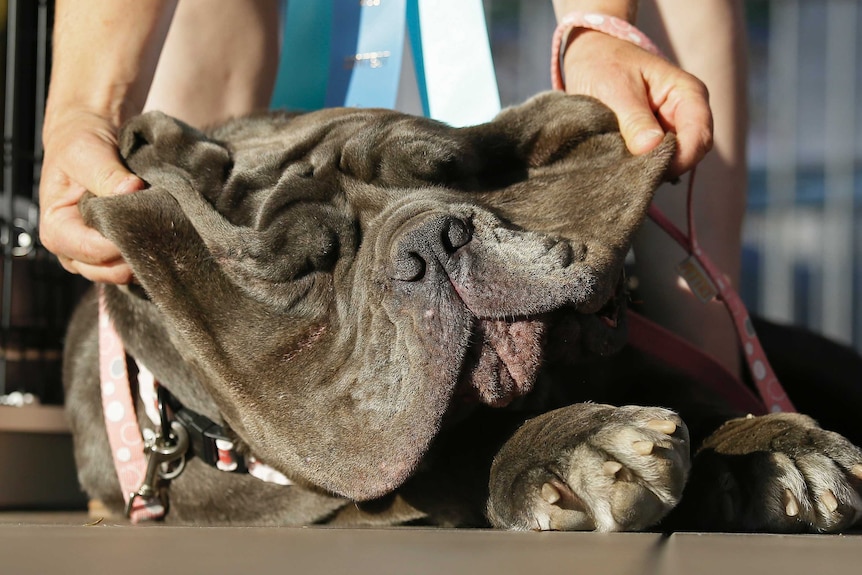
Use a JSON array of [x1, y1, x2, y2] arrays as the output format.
[[1, 512, 860, 575]]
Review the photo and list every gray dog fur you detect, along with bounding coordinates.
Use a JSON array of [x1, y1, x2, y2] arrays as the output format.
[[64, 92, 862, 531]]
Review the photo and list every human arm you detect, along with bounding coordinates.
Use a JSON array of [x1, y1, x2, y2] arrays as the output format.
[[39, 0, 177, 283], [551, 0, 713, 177]]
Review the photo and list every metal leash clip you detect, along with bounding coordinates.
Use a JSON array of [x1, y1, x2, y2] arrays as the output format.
[[125, 388, 190, 518]]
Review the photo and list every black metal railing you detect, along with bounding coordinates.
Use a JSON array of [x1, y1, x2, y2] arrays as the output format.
[[2, 0, 86, 404]]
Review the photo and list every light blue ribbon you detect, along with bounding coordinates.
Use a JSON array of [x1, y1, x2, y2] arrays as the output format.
[[271, 0, 500, 126], [326, 0, 408, 109]]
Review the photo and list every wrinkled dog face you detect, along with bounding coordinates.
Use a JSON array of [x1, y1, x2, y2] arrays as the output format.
[[83, 93, 674, 501]]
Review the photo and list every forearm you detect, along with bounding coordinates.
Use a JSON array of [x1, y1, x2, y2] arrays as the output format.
[[46, 0, 178, 130], [552, 0, 638, 22]]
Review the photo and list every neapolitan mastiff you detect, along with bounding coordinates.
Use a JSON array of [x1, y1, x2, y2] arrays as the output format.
[[64, 92, 862, 531]]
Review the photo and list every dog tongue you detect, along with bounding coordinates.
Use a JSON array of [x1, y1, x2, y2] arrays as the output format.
[[470, 318, 545, 407]]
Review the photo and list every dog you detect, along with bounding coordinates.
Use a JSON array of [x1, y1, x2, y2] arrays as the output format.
[[63, 92, 862, 531]]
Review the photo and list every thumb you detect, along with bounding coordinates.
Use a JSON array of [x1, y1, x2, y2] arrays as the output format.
[[73, 139, 146, 197], [91, 162, 146, 198], [617, 109, 665, 156]]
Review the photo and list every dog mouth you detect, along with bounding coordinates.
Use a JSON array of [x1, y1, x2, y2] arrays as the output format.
[[455, 316, 547, 407], [454, 273, 627, 407]]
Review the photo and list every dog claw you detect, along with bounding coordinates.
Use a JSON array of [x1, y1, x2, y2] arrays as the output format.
[[603, 461, 623, 478], [783, 489, 800, 517], [541, 482, 561, 505], [821, 490, 839, 513], [851, 464, 862, 480], [632, 440, 654, 455], [645, 419, 677, 435]]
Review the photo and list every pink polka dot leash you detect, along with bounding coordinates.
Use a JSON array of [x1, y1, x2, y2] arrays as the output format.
[[552, 12, 795, 414], [643, 179, 795, 414], [98, 288, 171, 522]]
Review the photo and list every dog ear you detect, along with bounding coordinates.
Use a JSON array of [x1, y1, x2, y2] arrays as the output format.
[[119, 111, 232, 196], [83, 112, 345, 375], [107, 111, 348, 312], [82, 183, 444, 505], [83, 113, 233, 304], [460, 92, 676, 311]]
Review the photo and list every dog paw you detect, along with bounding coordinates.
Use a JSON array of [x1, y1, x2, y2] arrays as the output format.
[[682, 413, 862, 533], [487, 404, 690, 531]]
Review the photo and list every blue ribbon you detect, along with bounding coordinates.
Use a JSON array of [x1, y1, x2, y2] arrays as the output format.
[[326, 0, 408, 109], [271, 0, 500, 126]]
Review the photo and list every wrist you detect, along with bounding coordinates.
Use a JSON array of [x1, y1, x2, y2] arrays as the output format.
[[44, 80, 143, 131], [42, 81, 140, 151]]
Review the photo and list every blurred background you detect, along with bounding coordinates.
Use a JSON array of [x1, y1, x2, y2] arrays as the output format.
[[1, 0, 860, 406]]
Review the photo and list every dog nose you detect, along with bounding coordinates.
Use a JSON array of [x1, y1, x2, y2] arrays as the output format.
[[390, 215, 472, 282]]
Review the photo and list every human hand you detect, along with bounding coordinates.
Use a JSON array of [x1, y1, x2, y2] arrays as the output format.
[[39, 109, 145, 284], [561, 30, 713, 178]]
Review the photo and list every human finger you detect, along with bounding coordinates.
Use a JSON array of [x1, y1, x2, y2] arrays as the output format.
[[38, 193, 126, 267], [654, 83, 714, 177], [65, 257, 135, 285]]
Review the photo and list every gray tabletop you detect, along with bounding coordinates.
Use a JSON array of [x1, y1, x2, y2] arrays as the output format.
[[1, 513, 860, 575]]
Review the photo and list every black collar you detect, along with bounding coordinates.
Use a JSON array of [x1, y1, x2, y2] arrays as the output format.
[[158, 386, 248, 474]]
